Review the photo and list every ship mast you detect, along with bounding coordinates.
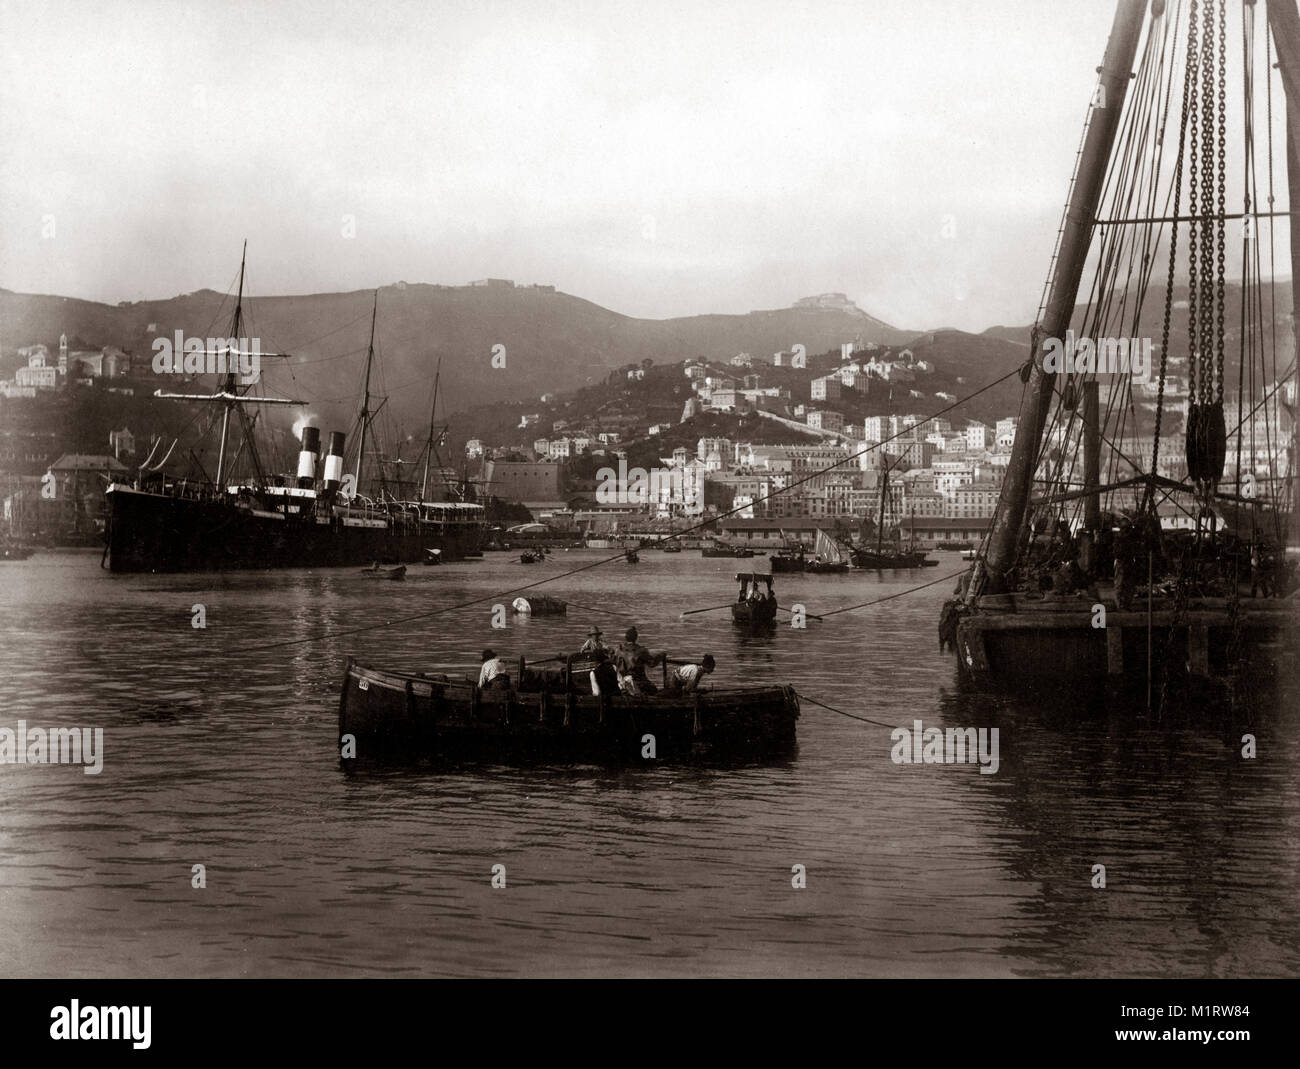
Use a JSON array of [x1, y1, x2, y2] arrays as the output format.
[[155, 241, 304, 489], [354, 291, 378, 494], [213, 246, 248, 487], [979, 0, 1148, 595], [1266, 0, 1300, 547], [420, 357, 443, 502]]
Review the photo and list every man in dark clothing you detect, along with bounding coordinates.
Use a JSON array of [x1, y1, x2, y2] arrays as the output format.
[[615, 626, 662, 695], [588, 648, 620, 697]]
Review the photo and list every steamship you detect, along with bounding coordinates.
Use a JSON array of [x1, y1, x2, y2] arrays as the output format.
[[104, 249, 487, 573]]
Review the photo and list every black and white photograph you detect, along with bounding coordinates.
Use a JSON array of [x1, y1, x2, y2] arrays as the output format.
[[0, 0, 1295, 1042]]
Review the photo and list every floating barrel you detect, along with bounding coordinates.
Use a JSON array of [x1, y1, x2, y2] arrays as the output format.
[[512, 595, 567, 615], [297, 426, 320, 488]]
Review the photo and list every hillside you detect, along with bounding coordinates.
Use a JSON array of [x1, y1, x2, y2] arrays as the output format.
[[0, 281, 915, 436]]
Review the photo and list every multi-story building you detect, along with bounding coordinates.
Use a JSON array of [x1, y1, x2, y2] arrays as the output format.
[[806, 410, 844, 434], [944, 480, 1001, 519], [811, 375, 842, 402]]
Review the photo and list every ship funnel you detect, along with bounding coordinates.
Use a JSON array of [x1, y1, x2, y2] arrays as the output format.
[[297, 426, 321, 488], [323, 430, 346, 490]]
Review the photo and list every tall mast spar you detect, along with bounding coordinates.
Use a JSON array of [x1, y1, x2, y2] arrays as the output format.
[[214, 240, 247, 488], [420, 357, 443, 502], [354, 291, 378, 494], [979, 0, 1148, 596], [1265, 0, 1300, 546]]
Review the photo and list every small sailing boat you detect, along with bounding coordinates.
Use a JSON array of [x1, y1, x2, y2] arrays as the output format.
[[805, 529, 851, 574], [851, 457, 934, 569]]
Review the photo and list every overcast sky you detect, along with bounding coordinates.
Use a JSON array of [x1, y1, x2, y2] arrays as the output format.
[[0, 0, 1276, 331]]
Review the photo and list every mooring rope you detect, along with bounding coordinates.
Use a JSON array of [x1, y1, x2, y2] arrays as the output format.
[[795, 692, 900, 729]]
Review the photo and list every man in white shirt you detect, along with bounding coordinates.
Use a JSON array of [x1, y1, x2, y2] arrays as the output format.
[[666, 654, 715, 694], [478, 648, 509, 690]]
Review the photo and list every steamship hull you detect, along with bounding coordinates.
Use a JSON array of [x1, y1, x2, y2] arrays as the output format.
[[104, 484, 485, 573]]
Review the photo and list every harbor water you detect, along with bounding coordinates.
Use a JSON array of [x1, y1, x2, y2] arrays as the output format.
[[0, 549, 1296, 977]]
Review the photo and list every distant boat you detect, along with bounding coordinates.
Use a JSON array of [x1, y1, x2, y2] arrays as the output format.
[[104, 251, 486, 572], [519, 548, 546, 564], [702, 540, 754, 558], [850, 546, 934, 570], [805, 529, 851, 574], [624, 548, 640, 564], [769, 542, 806, 573], [422, 548, 443, 566], [360, 562, 406, 580], [731, 572, 778, 628], [660, 541, 682, 553]]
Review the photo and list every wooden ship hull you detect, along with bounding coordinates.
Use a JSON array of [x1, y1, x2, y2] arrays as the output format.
[[954, 593, 1299, 690], [851, 549, 934, 570], [731, 602, 778, 626], [338, 659, 799, 763], [805, 560, 851, 574]]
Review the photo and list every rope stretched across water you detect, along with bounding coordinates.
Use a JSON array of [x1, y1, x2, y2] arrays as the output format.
[[796, 692, 900, 730]]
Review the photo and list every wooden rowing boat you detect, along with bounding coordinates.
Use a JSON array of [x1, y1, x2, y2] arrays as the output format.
[[731, 572, 778, 627], [360, 562, 406, 580], [337, 657, 799, 763]]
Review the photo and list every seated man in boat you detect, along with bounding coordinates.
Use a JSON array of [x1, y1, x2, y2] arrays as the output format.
[[579, 625, 608, 654], [666, 654, 715, 694], [478, 648, 510, 691]]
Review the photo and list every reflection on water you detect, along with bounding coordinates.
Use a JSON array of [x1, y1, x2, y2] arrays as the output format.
[[0, 549, 1296, 977]]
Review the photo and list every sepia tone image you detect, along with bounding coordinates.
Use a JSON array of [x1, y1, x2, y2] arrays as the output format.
[[0, 0, 1297, 983]]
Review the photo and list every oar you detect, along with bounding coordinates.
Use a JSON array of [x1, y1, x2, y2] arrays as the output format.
[[679, 601, 741, 618]]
